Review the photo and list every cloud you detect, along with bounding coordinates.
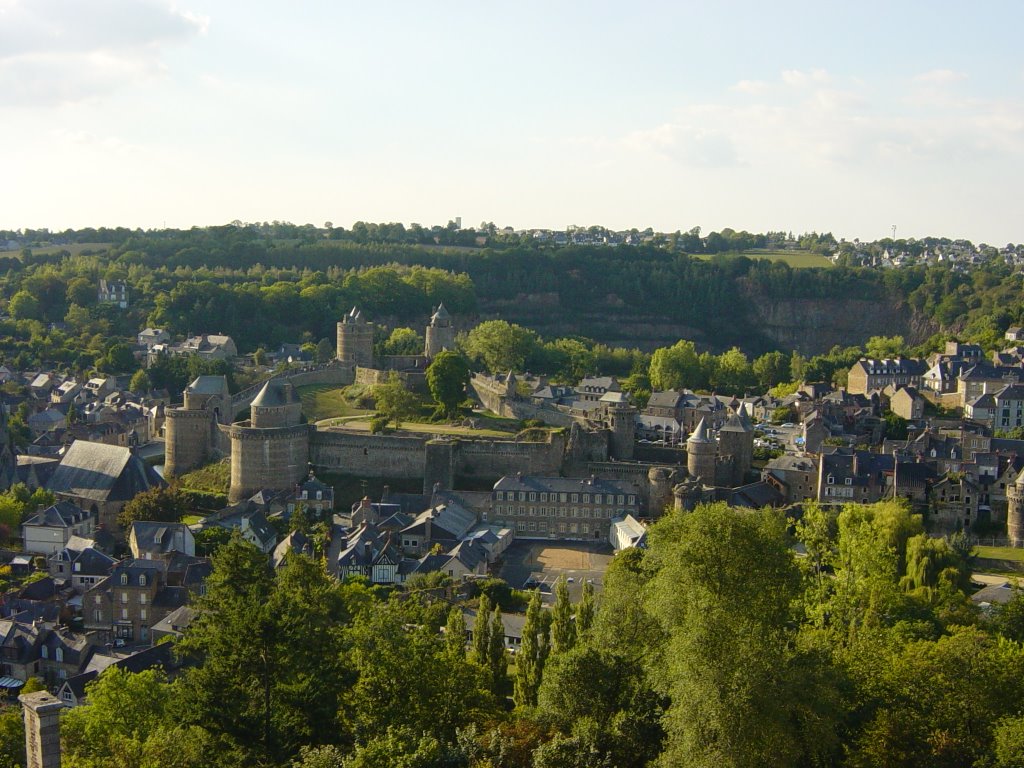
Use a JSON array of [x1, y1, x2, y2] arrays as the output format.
[[0, 0, 207, 107], [913, 68, 967, 85], [613, 67, 1024, 175]]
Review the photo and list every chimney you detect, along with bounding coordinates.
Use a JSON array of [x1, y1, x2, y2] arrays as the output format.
[[20, 691, 63, 768]]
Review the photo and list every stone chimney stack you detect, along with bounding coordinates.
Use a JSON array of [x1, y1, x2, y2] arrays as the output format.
[[20, 690, 64, 768]]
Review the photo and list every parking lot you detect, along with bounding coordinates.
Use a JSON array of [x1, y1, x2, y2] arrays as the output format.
[[498, 540, 614, 601]]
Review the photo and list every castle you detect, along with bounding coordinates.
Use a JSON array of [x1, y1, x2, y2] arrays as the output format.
[[164, 305, 754, 516]]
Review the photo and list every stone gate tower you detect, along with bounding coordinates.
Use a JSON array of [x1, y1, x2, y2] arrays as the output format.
[[424, 303, 456, 359], [336, 307, 374, 367], [716, 407, 754, 486]]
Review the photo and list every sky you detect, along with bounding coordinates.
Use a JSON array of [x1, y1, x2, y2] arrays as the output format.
[[0, 1, 1022, 244]]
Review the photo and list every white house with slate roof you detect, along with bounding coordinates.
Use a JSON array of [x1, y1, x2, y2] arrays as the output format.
[[21, 501, 96, 555]]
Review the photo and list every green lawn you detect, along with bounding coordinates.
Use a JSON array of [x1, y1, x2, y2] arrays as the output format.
[[972, 545, 1024, 576], [974, 546, 1024, 562], [333, 417, 515, 439], [182, 513, 208, 525], [177, 459, 231, 495], [693, 249, 832, 269], [297, 384, 373, 422]]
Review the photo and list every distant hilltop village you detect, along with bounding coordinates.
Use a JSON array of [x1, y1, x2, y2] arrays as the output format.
[[162, 304, 757, 536]]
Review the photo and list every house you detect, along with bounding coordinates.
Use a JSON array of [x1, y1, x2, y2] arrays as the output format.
[[958, 364, 1023, 407], [83, 377, 115, 399], [576, 376, 620, 403], [490, 475, 640, 541], [47, 440, 166, 532], [609, 514, 647, 550], [129, 522, 196, 559], [137, 328, 170, 349], [463, 608, 527, 652], [84, 559, 182, 645], [930, 473, 981, 531], [335, 522, 406, 584], [180, 334, 238, 360], [58, 643, 175, 707], [195, 504, 277, 554], [272, 530, 314, 569], [817, 449, 894, 504], [966, 393, 997, 424], [50, 379, 81, 405], [890, 387, 925, 421], [21, 501, 96, 555], [289, 472, 334, 518], [762, 454, 820, 503], [993, 385, 1024, 431], [846, 358, 926, 395], [1007, 327, 1024, 343], [27, 408, 66, 436], [98, 279, 129, 308], [150, 605, 195, 642], [48, 537, 116, 593], [37, 628, 92, 688], [400, 500, 478, 556]]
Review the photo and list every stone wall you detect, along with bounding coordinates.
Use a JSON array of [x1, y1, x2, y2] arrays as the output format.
[[311, 429, 428, 479], [229, 422, 312, 502], [469, 374, 575, 427], [456, 434, 566, 480], [164, 408, 215, 477]]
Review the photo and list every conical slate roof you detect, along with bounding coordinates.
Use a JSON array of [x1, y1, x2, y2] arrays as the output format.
[[687, 417, 711, 444], [251, 379, 299, 408], [431, 303, 450, 323]]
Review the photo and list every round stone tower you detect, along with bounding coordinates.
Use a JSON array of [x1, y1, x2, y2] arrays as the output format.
[[164, 375, 230, 477], [686, 417, 716, 484], [605, 394, 636, 461], [717, 407, 754, 487], [228, 379, 310, 503], [336, 306, 374, 367], [647, 466, 674, 516], [424, 303, 456, 359], [1008, 469, 1024, 546]]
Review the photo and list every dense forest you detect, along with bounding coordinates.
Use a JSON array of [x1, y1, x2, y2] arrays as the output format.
[[5, 501, 1024, 767]]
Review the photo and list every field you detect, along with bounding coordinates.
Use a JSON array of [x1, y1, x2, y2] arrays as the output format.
[[17, 243, 113, 257], [297, 384, 373, 422], [694, 249, 832, 269], [330, 417, 517, 439], [972, 545, 1024, 577]]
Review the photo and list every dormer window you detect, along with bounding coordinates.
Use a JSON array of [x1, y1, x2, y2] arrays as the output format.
[[120, 573, 128, 586], [139, 574, 147, 587], [845, 478, 853, 486], [826, 474, 835, 485], [55, 648, 63, 663]]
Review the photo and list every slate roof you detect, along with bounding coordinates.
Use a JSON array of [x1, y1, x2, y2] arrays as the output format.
[[251, 379, 298, 408], [23, 500, 91, 528], [186, 375, 228, 395], [48, 441, 165, 503], [492, 475, 637, 498]]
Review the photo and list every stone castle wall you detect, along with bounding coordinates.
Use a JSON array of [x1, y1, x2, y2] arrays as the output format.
[[164, 408, 215, 477], [310, 429, 429, 479], [469, 375, 575, 427]]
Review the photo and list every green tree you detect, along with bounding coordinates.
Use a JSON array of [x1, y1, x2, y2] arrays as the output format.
[[379, 327, 423, 357], [0, 706, 24, 768], [426, 350, 470, 419], [551, 576, 576, 655], [461, 320, 539, 373], [514, 589, 548, 708], [645, 503, 843, 767], [575, 580, 595, 637], [444, 606, 466, 659], [712, 346, 755, 394], [8, 289, 41, 320], [315, 338, 335, 363], [117, 486, 188, 529], [752, 351, 790, 389], [473, 592, 492, 666], [99, 342, 137, 374], [128, 368, 151, 394], [865, 334, 907, 359], [372, 372, 418, 428], [488, 605, 508, 694], [649, 340, 702, 391]]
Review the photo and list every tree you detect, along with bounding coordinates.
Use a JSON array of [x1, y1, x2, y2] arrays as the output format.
[[473, 592, 492, 667], [129, 368, 151, 395], [99, 342, 137, 374], [445, 606, 467, 659], [576, 580, 595, 637], [865, 334, 907, 359], [645, 503, 842, 767], [461, 320, 539, 373], [752, 351, 790, 389], [551, 576, 576, 655], [488, 605, 508, 694], [514, 589, 548, 708], [379, 327, 423, 357], [0, 706, 24, 768], [117, 486, 189, 529], [8, 289, 41, 320], [372, 372, 418, 428], [426, 350, 470, 419], [649, 340, 702, 391], [712, 346, 755, 394]]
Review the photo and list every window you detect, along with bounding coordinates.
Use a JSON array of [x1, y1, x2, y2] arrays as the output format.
[[540, 492, 548, 502], [140, 608, 147, 621], [826, 474, 835, 485], [41, 646, 47, 659], [529, 492, 536, 501], [120, 573, 128, 585], [121, 592, 128, 604], [139, 593, 147, 605], [55, 648, 63, 663], [583, 494, 590, 503], [628, 495, 636, 505], [93, 609, 101, 622], [571, 493, 579, 503], [618, 495, 625, 504], [516, 521, 526, 532], [121, 608, 128, 620], [94, 595, 101, 605], [528, 521, 537, 531], [559, 493, 567, 503], [595, 494, 603, 504], [518, 492, 525, 501], [845, 478, 853, 486], [138, 574, 146, 587], [571, 507, 578, 518]]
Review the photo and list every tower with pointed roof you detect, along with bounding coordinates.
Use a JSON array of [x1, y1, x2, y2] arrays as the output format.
[[336, 306, 375, 368], [1008, 468, 1024, 546], [686, 417, 716, 483], [717, 407, 754, 486], [424, 303, 456, 359]]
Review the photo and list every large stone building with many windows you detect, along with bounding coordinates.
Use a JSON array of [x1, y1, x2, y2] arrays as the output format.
[[489, 475, 641, 541]]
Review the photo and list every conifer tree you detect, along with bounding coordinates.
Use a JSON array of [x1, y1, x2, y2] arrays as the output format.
[[445, 606, 467, 659], [488, 604, 508, 693], [473, 592, 492, 666], [514, 588, 547, 708], [551, 576, 576, 654]]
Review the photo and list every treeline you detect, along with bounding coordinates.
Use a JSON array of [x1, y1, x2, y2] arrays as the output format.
[[15, 500, 1024, 767]]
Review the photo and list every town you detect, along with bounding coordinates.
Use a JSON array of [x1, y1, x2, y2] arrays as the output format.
[[3, 237, 1024, 764]]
